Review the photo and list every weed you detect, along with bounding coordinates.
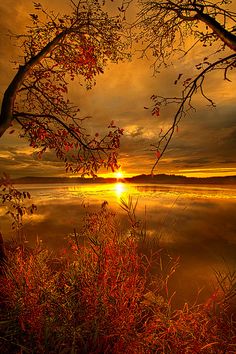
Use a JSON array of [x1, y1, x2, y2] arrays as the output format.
[[0, 202, 235, 353]]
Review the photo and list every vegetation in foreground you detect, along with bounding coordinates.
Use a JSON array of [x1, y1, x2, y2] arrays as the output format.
[[0, 200, 235, 354]]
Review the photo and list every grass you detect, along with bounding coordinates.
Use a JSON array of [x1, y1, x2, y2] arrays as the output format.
[[0, 202, 235, 353]]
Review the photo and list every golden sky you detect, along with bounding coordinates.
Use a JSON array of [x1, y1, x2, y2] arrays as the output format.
[[0, 0, 236, 178]]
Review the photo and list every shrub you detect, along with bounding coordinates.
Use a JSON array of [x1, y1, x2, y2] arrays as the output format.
[[0, 203, 235, 353]]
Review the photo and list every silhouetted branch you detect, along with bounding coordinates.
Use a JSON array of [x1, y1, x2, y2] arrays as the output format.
[[151, 53, 236, 174]]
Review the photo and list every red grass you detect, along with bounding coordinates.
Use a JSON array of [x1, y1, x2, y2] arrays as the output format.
[[0, 204, 235, 353]]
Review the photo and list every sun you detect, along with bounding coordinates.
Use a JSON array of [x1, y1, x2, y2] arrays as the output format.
[[115, 171, 124, 179]]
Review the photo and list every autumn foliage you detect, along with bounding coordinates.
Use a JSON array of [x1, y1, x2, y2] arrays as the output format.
[[0, 0, 127, 176], [0, 174, 37, 231], [0, 203, 235, 353]]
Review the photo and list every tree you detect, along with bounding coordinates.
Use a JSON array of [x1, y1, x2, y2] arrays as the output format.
[[0, 0, 126, 176], [131, 0, 236, 172], [0, 173, 37, 242]]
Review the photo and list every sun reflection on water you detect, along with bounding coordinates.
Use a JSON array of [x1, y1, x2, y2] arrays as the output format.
[[115, 182, 126, 198], [66, 183, 131, 204]]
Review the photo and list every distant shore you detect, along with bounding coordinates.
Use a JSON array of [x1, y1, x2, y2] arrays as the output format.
[[12, 174, 236, 185]]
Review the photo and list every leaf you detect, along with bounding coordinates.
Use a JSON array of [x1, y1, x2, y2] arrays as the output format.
[[156, 150, 161, 159], [37, 151, 42, 160], [65, 144, 70, 152], [177, 73, 183, 80], [152, 107, 160, 117], [30, 14, 38, 21], [108, 120, 115, 128], [118, 5, 124, 12], [33, 2, 42, 10], [174, 73, 183, 84]]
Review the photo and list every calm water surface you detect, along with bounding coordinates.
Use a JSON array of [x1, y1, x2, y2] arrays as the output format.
[[1, 182, 236, 305]]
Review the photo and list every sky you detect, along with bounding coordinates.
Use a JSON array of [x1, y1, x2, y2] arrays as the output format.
[[0, 0, 236, 178]]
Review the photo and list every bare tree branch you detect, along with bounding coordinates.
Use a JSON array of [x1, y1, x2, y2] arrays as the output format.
[[129, 0, 236, 172], [150, 53, 236, 174]]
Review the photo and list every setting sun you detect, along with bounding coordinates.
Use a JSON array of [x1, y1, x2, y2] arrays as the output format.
[[115, 171, 124, 180]]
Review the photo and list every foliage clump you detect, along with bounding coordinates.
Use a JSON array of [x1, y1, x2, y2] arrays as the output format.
[[0, 174, 37, 231], [0, 0, 127, 176]]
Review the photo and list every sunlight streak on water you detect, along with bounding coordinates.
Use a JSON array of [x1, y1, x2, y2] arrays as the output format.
[[66, 183, 236, 202], [114, 182, 126, 199], [67, 182, 136, 203], [14, 183, 236, 204]]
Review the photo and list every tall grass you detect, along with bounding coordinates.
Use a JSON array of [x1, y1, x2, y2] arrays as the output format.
[[0, 202, 235, 353]]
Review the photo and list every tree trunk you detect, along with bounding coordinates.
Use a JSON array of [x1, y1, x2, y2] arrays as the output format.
[[0, 30, 68, 138], [0, 232, 7, 265], [176, 6, 236, 52], [196, 11, 236, 52]]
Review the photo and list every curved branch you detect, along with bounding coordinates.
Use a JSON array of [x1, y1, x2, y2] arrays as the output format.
[[172, 3, 236, 50], [14, 112, 112, 152], [195, 10, 236, 51], [151, 53, 236, 174], [0, 29, 70, 137]]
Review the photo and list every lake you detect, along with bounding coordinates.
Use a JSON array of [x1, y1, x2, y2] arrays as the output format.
[[1, 182, 236, 306]]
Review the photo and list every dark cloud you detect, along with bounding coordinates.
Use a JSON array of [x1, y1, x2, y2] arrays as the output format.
[[174, 158, 211, 166]]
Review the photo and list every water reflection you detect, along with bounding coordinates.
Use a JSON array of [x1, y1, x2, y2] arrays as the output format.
[[1, 182, 236, 305], [66, 182, 135, 203], [115, 182, 126, 198]]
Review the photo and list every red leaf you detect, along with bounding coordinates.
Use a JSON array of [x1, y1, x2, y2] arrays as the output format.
[[152, 106, 160, 117], [37, 151, 42, 160]]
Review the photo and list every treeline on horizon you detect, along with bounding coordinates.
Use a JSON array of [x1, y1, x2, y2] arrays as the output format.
[[12, 174, 236, 185]]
